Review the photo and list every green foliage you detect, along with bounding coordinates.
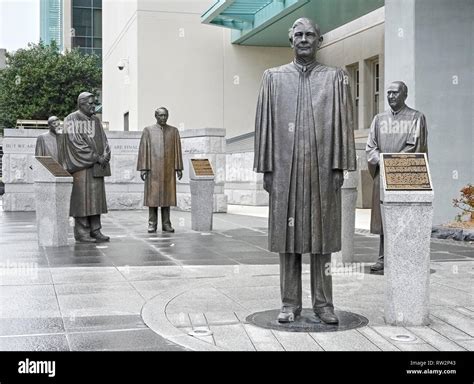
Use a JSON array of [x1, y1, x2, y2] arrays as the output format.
[[0, 41, 101, 129]]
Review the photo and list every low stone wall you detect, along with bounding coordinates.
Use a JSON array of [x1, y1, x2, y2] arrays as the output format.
[[225, 151, 268, 206], [1, 128, 228, 212]]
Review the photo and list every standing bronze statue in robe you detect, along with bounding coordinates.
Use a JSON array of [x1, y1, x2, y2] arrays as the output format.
[[137, 107, 183, 233], [35, 116, 62, 161], [62, 92, 111, 243], [254, 18, 356, 324], [366, 81, 428, 272]]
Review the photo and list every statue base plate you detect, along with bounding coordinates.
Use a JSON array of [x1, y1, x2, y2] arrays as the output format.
[[246, 309, 368, 333]]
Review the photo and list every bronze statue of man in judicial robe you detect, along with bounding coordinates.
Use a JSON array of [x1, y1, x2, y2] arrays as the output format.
[[62, 92, 111, 243], [35, 116, 62, 161], [137, 107, 183, 233], [366, 81, 428, 272], [254, 18, 356, 324]]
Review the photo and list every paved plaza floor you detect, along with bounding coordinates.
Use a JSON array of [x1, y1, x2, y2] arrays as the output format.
[[0, 208, 473, 351]]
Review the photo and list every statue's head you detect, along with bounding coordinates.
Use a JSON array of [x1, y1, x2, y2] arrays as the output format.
[[77, 92, 96, 117], [289, 18, 323, 62], [387, 81, 408, 112], [47, 116, 61, 134], [155, 107, 169, 126]]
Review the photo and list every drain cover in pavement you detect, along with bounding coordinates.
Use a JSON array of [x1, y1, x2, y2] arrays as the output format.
[[390, 334, 417, 342], [188, 328, 213, 337], [246, 309, 368, 333]]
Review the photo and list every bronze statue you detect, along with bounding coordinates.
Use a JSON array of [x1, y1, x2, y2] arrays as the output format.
[[254, 18, 356, 324], [137, 107, 183, 233], [35, 116, 61, 161], [62, 92, 111, 243], [366, 81, 428, 272]]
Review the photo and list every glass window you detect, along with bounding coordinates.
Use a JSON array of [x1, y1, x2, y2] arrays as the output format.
[[356, 69, 360, 99], [373, 60, 380, 118], [78, 47, 92, 55], [93, 0, 102, 8], [346, 63, 359, 130], [93, 9, 102, 37], [93, 38, 102, 49], [124, 112, 129, 132], [73, 7, 92, 36], [73, 0, 92, 7], [92, 48, 102, 59], [73, 37, 92, 48]]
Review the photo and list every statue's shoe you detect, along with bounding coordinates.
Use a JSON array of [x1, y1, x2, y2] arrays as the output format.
[[370, 261, 384, 272], [148, 225, 157, 233], [277, 307, 301, 323], [315, 308, 339, 325], [75, 235, 97, 243], [91, 231, 110, 242], [162, 225, 175, 233]]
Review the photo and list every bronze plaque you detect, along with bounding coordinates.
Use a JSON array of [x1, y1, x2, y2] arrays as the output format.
[[35, 156, 71, 177], [191, 159, 214, 176], [383, 153, 432, 190]]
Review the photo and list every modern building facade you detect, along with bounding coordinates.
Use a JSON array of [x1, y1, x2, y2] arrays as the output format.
[[40, 0, 63, 50], [40, 0, 102, 57], [102, 0, 473, 226]]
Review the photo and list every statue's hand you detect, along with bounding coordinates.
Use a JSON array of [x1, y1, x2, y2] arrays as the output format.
[[140, 170, 149, 181], [176, 170, 183, 180], [263, 172, 273, 193], [98, 155, 107, 168], [333, 170, 344, 191]]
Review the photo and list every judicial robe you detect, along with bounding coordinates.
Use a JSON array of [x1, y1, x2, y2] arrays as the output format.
[[62, 110, 110, 218], [366, 106, 428, 234], [137, 124, 183, 207], [254, 61, 357, 254], [35, 131, 59, 161]]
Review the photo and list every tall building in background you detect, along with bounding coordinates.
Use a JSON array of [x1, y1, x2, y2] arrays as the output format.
[[40, 0, 102, 59], [69, 0, 102, 57], [40, 0, 63, 50]]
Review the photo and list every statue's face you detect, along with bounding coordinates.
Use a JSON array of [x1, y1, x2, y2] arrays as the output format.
[[291, 22, 319, 60], [155, 109, 168, 126], [49, 117, 61, 134], [79, 96, 96, 117], [387, 83, 407, 111]]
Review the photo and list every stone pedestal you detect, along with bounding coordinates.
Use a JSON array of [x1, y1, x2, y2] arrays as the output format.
[[178, 128, 227, 213], [190, 180, 214, 232], [33, 158, 73, 247], [341, 169, 359, 263], [380, 157, 434, 326], [189, 159, 215, 232]]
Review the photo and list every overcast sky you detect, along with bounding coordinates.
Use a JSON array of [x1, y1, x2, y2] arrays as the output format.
[[0, 0, 39, 52]]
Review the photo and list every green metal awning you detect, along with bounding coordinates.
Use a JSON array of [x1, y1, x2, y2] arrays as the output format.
[[202, 0, 384, 46], [202, 0, 309, 44]]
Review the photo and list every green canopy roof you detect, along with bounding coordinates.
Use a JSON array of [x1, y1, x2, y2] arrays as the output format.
[[202, 0, 384, 46]]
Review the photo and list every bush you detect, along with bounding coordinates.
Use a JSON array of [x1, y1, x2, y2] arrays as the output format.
[[0, 41, 101, 129]]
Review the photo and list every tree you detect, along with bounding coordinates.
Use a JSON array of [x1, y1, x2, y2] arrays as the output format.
[[0, 41, 101, 130]]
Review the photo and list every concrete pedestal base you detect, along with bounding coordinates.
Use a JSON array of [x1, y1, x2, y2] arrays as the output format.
[[35, 182, 72, 247], [341, 170, 359, 263], [382, 199, 433, 326], [190, 179, 214, 232], [33, 157, 73, 248]]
